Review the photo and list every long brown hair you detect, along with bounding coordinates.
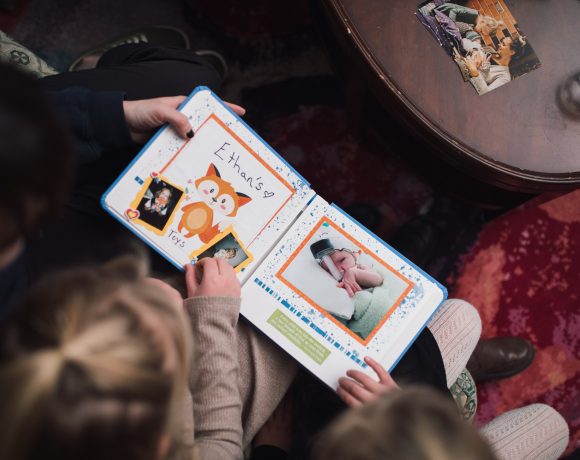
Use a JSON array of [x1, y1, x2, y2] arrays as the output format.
[[0, 257, 193, 460]]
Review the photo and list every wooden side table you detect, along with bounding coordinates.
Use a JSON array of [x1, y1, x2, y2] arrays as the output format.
[[316, 0, 580, 194]]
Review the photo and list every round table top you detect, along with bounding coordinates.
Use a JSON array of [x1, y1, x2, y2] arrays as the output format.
[[324, 0, 580, 191]]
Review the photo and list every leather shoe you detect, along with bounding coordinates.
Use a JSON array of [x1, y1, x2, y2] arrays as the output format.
[[466, 337, 535, 382]]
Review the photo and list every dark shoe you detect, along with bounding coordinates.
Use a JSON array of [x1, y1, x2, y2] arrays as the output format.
[[69, 25, 190, 71], [466, 337, 535, 382], [195, 49, 228, 81]]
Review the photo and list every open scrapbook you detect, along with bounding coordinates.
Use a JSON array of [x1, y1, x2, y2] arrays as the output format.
[[102, 87, 447, 388]]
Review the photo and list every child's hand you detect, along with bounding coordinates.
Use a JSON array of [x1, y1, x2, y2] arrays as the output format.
[[337, 356, 400, 407], [337, 267, 362, 297], [185, 257, 240, 298]]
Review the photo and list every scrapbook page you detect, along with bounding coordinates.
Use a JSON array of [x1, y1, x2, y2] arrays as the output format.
[[416, 0, 541, 95], [103, 88, 446, 388], [102, 87, 315, 281], [241, 196, 447, 388]]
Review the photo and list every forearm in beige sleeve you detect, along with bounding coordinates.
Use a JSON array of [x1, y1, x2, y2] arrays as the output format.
[[184, 296, 244, 460]]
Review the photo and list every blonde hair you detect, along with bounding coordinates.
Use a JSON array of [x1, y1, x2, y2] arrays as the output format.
[[0, 257, 193, 460], [315, 387, 497, 460], [479, 16, 505, 36]]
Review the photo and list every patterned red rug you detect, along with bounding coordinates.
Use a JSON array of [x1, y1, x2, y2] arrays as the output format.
[[450, 190, 580, 455], [260, 104, 434, 237]]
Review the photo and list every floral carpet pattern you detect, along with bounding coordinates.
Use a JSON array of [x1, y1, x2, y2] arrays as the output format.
[[260, 105, 433, 237], [451, 190, 580, 455]]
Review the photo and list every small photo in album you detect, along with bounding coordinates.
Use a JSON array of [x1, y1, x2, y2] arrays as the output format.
[[416, 0, 541, 95], [277, 219, 413, 344], [135, 177, 184, 232], [192, 230, 252, 271]]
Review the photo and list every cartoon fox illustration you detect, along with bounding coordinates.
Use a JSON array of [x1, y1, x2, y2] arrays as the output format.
[[178, 163, 252, 243]]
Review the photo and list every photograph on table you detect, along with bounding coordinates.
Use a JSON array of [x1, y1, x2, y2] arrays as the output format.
[[277, 219, 413, 343], [416, 0, 541, 95]]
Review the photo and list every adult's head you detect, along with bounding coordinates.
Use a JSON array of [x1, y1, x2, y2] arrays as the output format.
[[0, 257, 192, 460], [498, 35, 525, 63], [0, 62, 73, 254], [315, 387, 497, 460]]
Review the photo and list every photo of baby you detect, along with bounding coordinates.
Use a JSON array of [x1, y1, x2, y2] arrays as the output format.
[[416, 0, 540, 95], [310, 238, 384, 298], [278, 221, 413, 343], [136, 178, 183, 231], [192, 231, 251, 271]]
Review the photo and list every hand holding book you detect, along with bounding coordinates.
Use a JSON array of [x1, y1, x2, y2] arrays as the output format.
[[337, 356, 400, 407], [123, 95, 193, 143], [185, 258, 241, 298], [122, 95, 246, 144]]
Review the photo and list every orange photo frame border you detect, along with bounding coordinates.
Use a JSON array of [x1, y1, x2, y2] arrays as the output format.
[[188, 227, 254, 273], [129, 175, 186, 236], [276, 217, 414, 346], [158, 113, 296, 247]]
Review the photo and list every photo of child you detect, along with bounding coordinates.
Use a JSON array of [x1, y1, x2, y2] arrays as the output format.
[[136, 178, 183, 231], [214, 247, 238, 260], [311, 238, 384, 298], [144, 187, 172, 216], [193, 232, 251, 270], [279, 221, 413, 343], [416, 0, 541, 95]]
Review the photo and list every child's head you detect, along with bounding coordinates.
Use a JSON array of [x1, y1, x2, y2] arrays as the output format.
[[323, 249, 358, 274], [217, 248, 237, 260], [155, 188, 172, 206], [0, 257, 193, 460], [315, 387, 497, 460], [310, 238, 361, 275], [0, 62, 73, 253]]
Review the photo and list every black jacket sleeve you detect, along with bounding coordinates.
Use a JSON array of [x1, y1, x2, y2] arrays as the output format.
[[46, 88, 133, 164]]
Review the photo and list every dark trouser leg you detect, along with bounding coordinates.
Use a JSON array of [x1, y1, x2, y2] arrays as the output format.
[[41, 44, 222, 98]]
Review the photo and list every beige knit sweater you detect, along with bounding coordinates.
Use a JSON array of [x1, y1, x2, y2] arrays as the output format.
[[183, 296, 297, 460]]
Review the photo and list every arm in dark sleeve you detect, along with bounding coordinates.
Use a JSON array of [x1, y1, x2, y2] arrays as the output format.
[[46, 88, 133, 164]]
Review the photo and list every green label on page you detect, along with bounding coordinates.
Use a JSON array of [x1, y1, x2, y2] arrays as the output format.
[[267, 310, 331, 365]]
